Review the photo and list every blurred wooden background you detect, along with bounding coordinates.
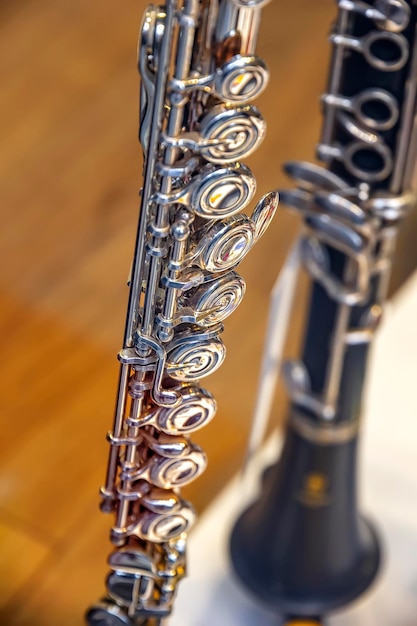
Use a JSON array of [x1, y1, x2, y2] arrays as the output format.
[[1, 1, 416, 625]]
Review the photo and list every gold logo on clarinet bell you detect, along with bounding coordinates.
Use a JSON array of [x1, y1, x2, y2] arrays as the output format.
[[297, 472, 330, 507]]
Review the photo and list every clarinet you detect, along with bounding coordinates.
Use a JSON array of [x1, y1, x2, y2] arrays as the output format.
[[85, 1, 276, 624], [231, 1, 417, 624]]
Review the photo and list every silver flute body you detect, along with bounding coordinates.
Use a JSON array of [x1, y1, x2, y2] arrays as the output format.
[[231, 1, 417, 623], [86, 1, 276, 624]]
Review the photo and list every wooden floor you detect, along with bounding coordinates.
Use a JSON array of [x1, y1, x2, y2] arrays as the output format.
[[1, 2, 416, 624]]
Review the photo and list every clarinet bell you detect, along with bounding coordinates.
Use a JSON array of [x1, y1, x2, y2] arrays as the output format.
[[230, 426, 381, 619]]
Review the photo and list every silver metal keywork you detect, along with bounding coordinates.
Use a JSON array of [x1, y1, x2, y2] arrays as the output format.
[[86, 0, 277, 623]]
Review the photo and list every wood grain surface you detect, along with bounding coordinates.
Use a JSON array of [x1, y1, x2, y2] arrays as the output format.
[[1, 2, 416, 624]]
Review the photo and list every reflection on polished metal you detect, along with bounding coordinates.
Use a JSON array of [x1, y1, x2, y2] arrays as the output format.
[[231, 1, 417, 624], [86, 0, 277, 624]]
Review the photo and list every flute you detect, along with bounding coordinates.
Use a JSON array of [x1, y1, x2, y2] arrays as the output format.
[[85, 1, 277, 624]]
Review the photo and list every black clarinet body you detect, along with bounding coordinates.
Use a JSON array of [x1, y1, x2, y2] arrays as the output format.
[[230, 1, 417, 622]]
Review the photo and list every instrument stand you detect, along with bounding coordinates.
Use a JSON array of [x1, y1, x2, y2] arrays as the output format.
[[170, 271, 417, 626]]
